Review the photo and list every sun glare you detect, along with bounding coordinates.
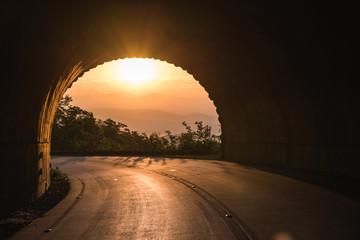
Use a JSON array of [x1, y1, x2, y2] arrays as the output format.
[[66, 57, 220, 134], [116, 58, 157, 86]]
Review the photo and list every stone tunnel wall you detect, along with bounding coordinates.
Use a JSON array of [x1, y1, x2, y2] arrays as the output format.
[[0, 1, 358, 215]]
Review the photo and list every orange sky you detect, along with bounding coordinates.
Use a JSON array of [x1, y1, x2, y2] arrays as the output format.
[[65, 58, 220, 134]]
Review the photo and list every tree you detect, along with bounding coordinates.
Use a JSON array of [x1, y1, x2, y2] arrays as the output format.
[[52, 95, 221, 155], [148, 132, 169, 151], [176, 121, 220, 154], [165, 130, 178, 150], [97, 118, 129, 150], [51, 95, 107, 152]]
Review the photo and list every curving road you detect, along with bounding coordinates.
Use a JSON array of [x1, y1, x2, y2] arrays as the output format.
[[11, 156, 360, 240]]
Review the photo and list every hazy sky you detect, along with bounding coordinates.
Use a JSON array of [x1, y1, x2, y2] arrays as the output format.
[[65, 58, 220, 133]]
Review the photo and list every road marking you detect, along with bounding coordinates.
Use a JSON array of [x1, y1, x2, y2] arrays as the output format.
[[153, 171, 258, 240]]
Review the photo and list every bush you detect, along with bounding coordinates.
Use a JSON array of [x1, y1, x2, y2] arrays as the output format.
[[52, 95, 221, 155]]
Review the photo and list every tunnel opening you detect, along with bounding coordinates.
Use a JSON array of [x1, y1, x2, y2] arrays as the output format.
[[50, 57, 222, 158]]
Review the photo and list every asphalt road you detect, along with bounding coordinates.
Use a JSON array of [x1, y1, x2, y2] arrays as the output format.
[[11, 156, 360, 240]]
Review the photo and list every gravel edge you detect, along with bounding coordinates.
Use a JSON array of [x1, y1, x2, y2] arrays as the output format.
[[0, 168, 70, 240]]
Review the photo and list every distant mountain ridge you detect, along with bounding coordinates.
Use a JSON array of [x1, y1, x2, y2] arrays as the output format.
[[90, 108, 220, 134]]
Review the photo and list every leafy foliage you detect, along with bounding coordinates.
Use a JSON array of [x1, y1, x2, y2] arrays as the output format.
[[51, 96, 108, 152], [51, 95, 221, 155]]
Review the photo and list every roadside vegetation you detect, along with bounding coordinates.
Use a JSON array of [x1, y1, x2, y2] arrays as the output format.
[[51, 95, 221, 158], [0, 167, 70, 239]]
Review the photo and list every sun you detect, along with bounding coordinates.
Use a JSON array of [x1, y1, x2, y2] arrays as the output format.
[[116, 58, 156, 86]]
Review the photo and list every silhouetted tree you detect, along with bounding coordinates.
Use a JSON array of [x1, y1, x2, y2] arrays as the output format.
[[51, 95, 107, 152], [52, 95, 220, 155], [174, 121, 220, 153]]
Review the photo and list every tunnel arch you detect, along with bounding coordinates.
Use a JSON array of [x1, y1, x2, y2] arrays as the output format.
[[1, 1, 357, 215], [46, 57, 224, 154]]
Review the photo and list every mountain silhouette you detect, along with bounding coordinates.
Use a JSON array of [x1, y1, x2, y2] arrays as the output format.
[[90, 108, 220, 134]]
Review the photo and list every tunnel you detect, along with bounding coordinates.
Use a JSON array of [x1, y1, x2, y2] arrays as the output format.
[[0, 1, 358, 215]]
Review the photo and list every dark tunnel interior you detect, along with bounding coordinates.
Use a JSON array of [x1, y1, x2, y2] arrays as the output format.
[[0, 1, 358, 215]]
